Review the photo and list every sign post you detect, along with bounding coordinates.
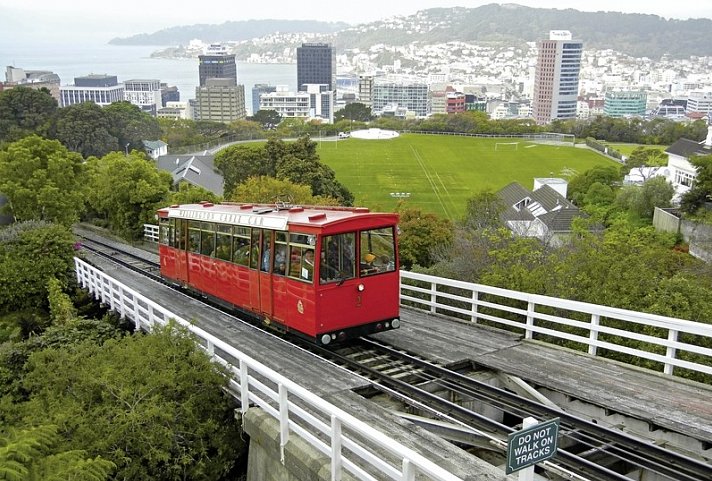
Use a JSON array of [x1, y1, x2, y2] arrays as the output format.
[[506, 417, 560, 477]]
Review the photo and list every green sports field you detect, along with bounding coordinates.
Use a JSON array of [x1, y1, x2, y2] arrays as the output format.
[[316, 134, 618, 219]]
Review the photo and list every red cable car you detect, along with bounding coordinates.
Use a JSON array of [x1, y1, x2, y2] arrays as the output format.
[[157, 202, 400, 345]]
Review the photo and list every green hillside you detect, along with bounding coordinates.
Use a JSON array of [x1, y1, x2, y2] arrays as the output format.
[[317, 134, 618, 219]]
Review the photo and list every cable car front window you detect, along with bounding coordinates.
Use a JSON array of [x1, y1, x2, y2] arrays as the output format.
[[359, 227, 396, 277]]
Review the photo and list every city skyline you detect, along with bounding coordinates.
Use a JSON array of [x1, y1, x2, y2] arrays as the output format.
[[1, 1, 711, 45]]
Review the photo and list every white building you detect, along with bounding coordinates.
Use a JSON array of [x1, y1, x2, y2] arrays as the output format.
[[259, 84, 334, 123], [686, 92, 712, 116], [124, 79, 162, 115], [157, 101, 193, 120], [60, 74, 124, 107]]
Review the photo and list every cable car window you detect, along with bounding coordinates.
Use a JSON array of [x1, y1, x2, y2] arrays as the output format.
[[320, 233, 356, 284], [188, 221, 201, 254], [159, 218, 172, 246], [200, 222, 215, 256], [260, 230, 273, 272], [215, 224, 231, 261], [288, 233, 315, 283], [274, 231, 288, 276], [176, 219, 186, 250], [249, 229, 261, 270], [359, 227, 396, 277], [232, 226, 250, 266]]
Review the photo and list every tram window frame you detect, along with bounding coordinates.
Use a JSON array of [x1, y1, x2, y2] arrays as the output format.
[[319, 232, 356, 284], [188, 221, 201, 254], [359, 227, 396, 277], [274, 231, 288, 276], [249, 229, 261, 270], [176, 219, 187, 250], [287, 232, 316, 283], [232, 226, 251, 266], [215, 224, 232, 261], [159, 218, 173, 246], [200, 222, 216, 256]]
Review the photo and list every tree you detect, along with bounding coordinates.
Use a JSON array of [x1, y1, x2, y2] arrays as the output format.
[[680, 154, 712, 214], [0, 221, 76, 319], [0, 86, 57, 142], [0, 135, 87, 225], [251, 109, 282, 129], [104, 101, 162, 154], [567, 165, 621, 206], [166, 182, 221, 206], [86, 152, 172, 239], [396, 206, 453, 269], [229, 176, 340, 205], [13, 323, 243, 481], [334, 103, 372, 123], [47, 102, 118, 158], [462, 190, 505, 230], [616, 176, 674, 219], [214, 144, 273, 196]]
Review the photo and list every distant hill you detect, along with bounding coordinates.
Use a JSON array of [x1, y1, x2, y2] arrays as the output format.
[[108, 19, 349, 46], [110, 4, 712, 59]]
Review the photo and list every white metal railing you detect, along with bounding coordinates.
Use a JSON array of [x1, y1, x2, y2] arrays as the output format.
[[74, 257, 463, 481], [143, 224, 159, 243], [401, 270, 712, 377]]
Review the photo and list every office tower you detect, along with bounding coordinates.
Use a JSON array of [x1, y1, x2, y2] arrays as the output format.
[[372, 81, 429, 118], [297, 43, 335, 92], [195, 44, 245, 122], [532, 31, 582, 125], [198, 43, 237, 87], [603, 91, 647, 118]]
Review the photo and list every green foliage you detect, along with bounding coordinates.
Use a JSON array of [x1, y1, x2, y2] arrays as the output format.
[[103, 101, 162, 154], [166, 182, 221, 206], [0, 135, 87, 226], [334, 103, 373, 123], [462, 190, 505, 230], [85, 152, 172, 239], [0, 425, 115, 481], [229, 176, 340, 205], [13, 323, 243, 481], [46, 102, 118, 158], [0, 87, 57, 143], [396, 205, 453, 269], [615, 176, 674, 219], [215, 144, 272, 196], [0, 221, 76, 317], [680, 154, 712, 214], [567, 165, 622, 206], [251, 109, 282, 129], [47, 278, 76, 326]]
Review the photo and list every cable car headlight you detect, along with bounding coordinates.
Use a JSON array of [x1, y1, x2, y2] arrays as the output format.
[[357, 284, 365, 292]]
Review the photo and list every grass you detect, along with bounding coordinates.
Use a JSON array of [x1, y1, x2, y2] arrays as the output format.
[[317, 134, 618, 219]]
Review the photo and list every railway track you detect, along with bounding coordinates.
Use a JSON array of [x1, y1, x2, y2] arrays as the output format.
[[75, 232, 712, 481]]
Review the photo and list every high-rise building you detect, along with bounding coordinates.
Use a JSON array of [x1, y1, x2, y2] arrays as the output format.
[[532, 31, 582, 125], [297, 43, 335, 92], [194, 44, 245, 122], [259, 84, 334, 123], [358, 75, 374, 106], [372, 81, 429, 118], [198, 44, 237, 87]]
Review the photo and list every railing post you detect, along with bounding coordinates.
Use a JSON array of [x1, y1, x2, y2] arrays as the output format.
[[239, 362, 249, 416], [278, 383, 289, 463], [665, 329, 679, 376], [402, 458, 416, 481], [525, 301, 535, 339], [589, 314, 600, 356], [471, 289, 479, 323], [330, 415, 342, 481], [430, 281, 438, 314]]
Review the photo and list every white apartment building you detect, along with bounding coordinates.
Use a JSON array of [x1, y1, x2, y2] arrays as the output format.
[[124, 79, 162, 115], [372, 81, 429, 118], [157, 101, 193, 120], [259, 84, 334, 123], [686, 92, 712, 116], [60, 74, 124, 107]]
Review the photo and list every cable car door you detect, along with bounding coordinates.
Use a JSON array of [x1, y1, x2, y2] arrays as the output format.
[[257, 229, 274, 318]]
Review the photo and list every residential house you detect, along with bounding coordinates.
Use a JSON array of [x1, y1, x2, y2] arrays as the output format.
[[157, 155, 224, 196]]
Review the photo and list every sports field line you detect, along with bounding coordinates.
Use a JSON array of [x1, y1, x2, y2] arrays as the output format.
[[409, 144, 453, 219]]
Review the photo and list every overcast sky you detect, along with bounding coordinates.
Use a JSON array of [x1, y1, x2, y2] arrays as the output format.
[[1, 1, 711, 43]]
